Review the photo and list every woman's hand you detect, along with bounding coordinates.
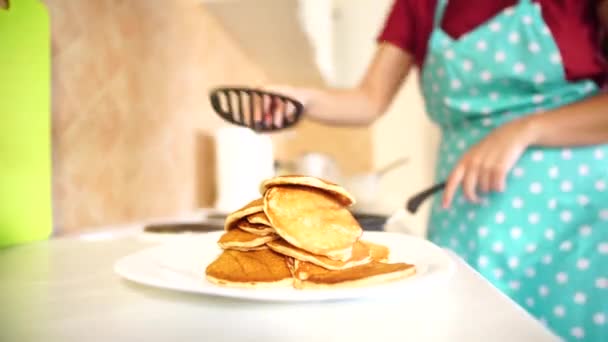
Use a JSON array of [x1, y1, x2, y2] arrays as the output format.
[[442, 118, 538, 208], [443, 91, 608, 208], [257, 85, 311, 128]]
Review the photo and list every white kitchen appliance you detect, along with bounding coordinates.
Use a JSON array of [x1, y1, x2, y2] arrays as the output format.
[[213, 126, 275, 213]]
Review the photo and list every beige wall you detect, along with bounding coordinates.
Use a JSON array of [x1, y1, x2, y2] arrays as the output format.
[[47, 0, 373, 234], [47, 0, 272, 234], [373, 73, 440, 236]]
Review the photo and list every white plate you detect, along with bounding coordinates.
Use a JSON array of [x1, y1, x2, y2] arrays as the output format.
[[114, 231, 456, 302]]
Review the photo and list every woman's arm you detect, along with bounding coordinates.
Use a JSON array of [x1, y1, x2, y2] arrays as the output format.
[[522, 0, 608, 146], [524, 92, 608, 147], [442, 92, 608, 208], [268, 43, 414, 127]]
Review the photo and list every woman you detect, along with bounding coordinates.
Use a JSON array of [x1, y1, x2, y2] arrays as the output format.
[[260, 1, 608, 340]]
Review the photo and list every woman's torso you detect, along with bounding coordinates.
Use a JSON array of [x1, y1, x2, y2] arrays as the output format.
[[377, 0, 606, 85], [410, 1, 608, 340]]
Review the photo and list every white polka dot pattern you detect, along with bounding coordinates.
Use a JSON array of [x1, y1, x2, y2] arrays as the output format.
[[509, 32, 520, 43], [593, 313, 605, 325]]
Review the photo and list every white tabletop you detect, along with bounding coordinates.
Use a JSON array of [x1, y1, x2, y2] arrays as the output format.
[[0, 227, 560, 342]]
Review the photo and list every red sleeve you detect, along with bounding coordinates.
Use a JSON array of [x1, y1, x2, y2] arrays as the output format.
[[377, 0, 416, 54]]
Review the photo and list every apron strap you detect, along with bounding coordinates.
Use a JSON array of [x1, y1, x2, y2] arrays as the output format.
[[432, 0, 448, 28]]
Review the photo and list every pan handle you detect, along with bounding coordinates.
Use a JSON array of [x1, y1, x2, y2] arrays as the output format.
[[406, 182, 446, 214]]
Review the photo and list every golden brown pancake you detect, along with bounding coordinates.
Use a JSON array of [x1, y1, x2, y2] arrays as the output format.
[[264, 185, 362, 261], [285, 257, 296, 276], [217, 228, 278, 250], [360, 241, 390, 262], [224, 198, 264, 230], [205, 249, 293, 288], [226, 245, 269, 252], [292, 259, 416, 289], [236, 219, 275, 236], [260, 175, 356, 206], [246, 212, 272, 227], [267, 239, 372, 270]]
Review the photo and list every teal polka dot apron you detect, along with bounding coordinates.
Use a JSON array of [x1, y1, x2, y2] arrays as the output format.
[[421, 0, 608, 340]]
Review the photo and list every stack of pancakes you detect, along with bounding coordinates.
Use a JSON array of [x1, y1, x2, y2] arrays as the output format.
[[205, 176, 416, 289]]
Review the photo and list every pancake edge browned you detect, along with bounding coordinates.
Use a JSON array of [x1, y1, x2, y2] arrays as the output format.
[[206, 275, 293, 288], [236, 220, 275, 236], [285, 257, 296, 277], [324, 247, 354, 262], [224, 198, 264, 231], [293, 264, 416, 290], [260, 175, 356, 206], [222, 245, 269, 252], [246, 212, 272, 227], [217, 233, 278, 249], [360, 240, 390, 262], [267, 240, 371, 270]]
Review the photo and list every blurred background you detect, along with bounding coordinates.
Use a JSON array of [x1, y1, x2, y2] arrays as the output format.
[[6, 0, 440, 238]]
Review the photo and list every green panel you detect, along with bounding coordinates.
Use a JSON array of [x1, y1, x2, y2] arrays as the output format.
[[0, 0, 52, 248]]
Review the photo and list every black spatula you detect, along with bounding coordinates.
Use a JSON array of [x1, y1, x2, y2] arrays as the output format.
[[209, 87, 304, 132]]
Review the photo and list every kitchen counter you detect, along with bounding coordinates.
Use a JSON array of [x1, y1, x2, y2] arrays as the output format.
[[0, 222, 560, 342]]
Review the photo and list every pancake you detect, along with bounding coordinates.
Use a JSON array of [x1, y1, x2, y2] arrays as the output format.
[[224, 198, 264, 230], [227, 245, 269, 252], [285, 257, 296, 276], [260, 175, 356, 206], [360, 241, 390, 262], [267, 239, 372, 270], [292, 259, 416, 289], [217, 228, 278, 250], [264, 185, 362, 261], [246, 212, 272, 227], [205, 249, 293, 288], [236, 219, 275, 236]]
